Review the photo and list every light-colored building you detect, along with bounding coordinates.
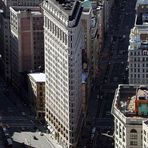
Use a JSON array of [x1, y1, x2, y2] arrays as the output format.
[[112, 84, 148, 148], [0, 0, 43, 83], [142, 120, 148, 148], [28, 73, 45, 121], [42, 0, 84, 148], [10, 6, 44, 89], [128, 0, 148, 85], [2, 0, 43, 16]]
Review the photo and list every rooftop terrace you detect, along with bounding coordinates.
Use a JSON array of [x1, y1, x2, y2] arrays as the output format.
[[114, 85, 148, 118]]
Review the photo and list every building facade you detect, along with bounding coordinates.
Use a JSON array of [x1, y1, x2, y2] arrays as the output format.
[[81, 0, 100, 115], [10, 6, 44, 89], [104, 0, 114, 33], [28, 73, 45, 121], [42, 0, 84, 148], [2, 0, 43, 16], [0, 0, 43, 83], [128, 0, 148, 85], [143, 120, 148, 148], [112, 84, 148, 148]]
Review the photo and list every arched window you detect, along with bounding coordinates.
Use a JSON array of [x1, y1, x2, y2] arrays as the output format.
[[130, 129, 138, 140], [130, 129, 137, 133]]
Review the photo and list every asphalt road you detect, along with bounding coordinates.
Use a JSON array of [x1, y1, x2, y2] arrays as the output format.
[[79, 0, 137, 148], [93, 0, 137, 148], [0, 77, 60, 148]]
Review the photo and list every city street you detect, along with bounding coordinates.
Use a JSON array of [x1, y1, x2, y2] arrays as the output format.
[[0, 76, 61, 148], [79, 0, 137, 148]]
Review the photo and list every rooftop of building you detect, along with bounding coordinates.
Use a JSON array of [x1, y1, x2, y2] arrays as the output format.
[[28, 73, 45, 82], [135, 0, 148, 25], [42, 0, 83, 27], [10, 6, 42, 15], [128, 26, 148, 51], [137, 0, 148, 5], [136, 13, 148, 25], [82, 0, 92, 9], [45, 0, 79, 16], [114, 84, 148, 118]]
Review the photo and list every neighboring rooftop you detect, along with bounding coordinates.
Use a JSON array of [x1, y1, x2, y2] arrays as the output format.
[[136, 13, 148, 25], [45, 0, 77, 16], [82, 0, 92, 9], [135, 0, 148, 25], [28, 73, 45, 82], [114, 84, 148, 118], [128, 26, 148, 50], [42, 0, 83, 27], [137, 0, 148, 5], [10, 6, 42, 15]]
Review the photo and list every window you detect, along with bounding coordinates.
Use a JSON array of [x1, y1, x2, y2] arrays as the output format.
[[130, 134, 137, 139], [40, 92, 43, 96], [130, 141, 137, 146], [143, 57, 145, 61], [130, 129, 138, 145]]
